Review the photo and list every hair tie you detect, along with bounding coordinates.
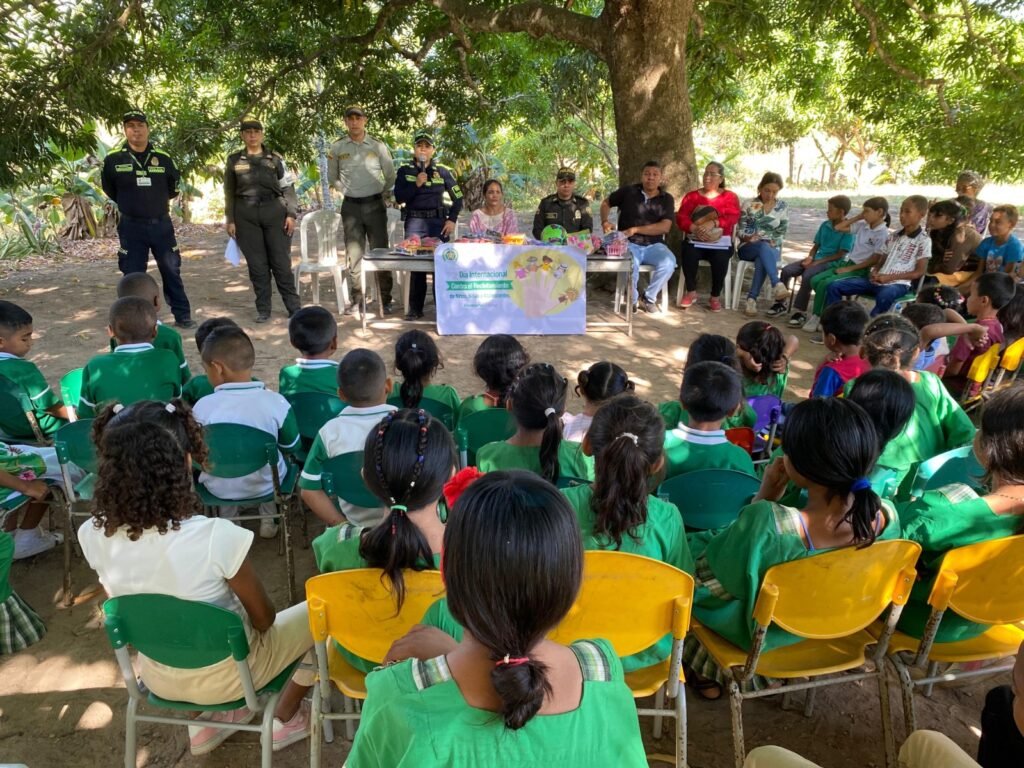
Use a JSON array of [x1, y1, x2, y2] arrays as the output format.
[[495, 654, 530, 668], [615, 432, 639, 446], [411, 342, 418, 349], [544, 407, 557, 417], [391, 504, 408, 515], [850, 478, 871, 493], [112, 404, 125, 414], [165, 403, 176, 413]]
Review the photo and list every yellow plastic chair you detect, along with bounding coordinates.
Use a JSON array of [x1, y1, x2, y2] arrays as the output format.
[[305, 568, 444, 765], [690, 540, 921, 768], [961, 341, 1001, 409], [550, 551, 694, 768], [880, 535, 1024, 740], [990, 336, 1024, 389]]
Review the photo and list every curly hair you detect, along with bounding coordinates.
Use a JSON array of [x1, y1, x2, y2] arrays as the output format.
[[91, 399, 206, 541]]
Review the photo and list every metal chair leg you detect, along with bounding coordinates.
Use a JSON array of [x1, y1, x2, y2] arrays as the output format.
[[923, 661, 939, 697], [343, 694, 356, 740], [890, 654, 918, 737], [729, 681, 746, 768], [63, 502, 75, 607], [124, 696, 138, 768], [677, 685, 688, 768], [878, 663, 898, 768], [652, 686, 665, 738], [282, 500, 296, 605], [310, 683, 323, 768], [803, 686, 817, 717], [260, 703, 275, 768]]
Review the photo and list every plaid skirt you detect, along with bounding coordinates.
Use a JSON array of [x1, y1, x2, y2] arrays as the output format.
[[0, 592, 46, 654]]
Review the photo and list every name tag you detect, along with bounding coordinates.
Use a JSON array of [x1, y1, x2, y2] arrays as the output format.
[[115, 164, 133, 172], [235, 162, 250, 173], [137, 176, 152, 187]]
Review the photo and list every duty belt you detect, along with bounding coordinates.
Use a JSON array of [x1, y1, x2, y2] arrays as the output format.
[[343, 193, 383, 204], [119, 213, 170, 224], [405, 209, 443, 219], [236, 193, 278, 203]]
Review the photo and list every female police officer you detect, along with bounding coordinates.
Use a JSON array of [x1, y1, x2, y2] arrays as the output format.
[[225, 117, 302, 322]]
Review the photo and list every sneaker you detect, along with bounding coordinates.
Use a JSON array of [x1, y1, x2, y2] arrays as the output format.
[[788, 312, 807, 327], [802, 314, 821, 333], [259, 518, 279, 539], [708, 297, 723, 313], [765, 302, 788, 317], [12, 527, 62, 560], [188, 707, 255, 756], [272, 700, 310, 752], [744, 298, 758, 317], [175, 318, 197, 329], [809, 332, 825, 345], [255, 313, 271, 324], [381, 303, 394, 316], [403, 310, 425, 321], [773, 282, 791, 302], [639, 298, 661, 314], [679, 291, 698, 309]]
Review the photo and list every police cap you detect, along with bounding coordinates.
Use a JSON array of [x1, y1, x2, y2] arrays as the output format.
[[240, 116, 263, 131], [556, 167, 576, 182], [122, 110, 147, 125], [344, 105, 366, 117], [413, 130, 434, 146]]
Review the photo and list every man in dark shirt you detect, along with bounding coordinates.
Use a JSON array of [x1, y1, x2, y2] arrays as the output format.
[[101, 111, 193, 328], [600, 160, 676, 313], [532, 167, 593, 239]]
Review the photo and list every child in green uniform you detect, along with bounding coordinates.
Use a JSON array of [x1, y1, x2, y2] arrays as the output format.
[[683, 398, 900, 694], [349, 470, 648, 767], [391, 330, 460, 424], [78, 297, 182, 417], [457, 334, 529, 423], [278, 307, 340, 397], [664, 362, 756, 479], [898, 385, 1024, 643], [312, 408, 456, 672], [0, 528, 46, 654], [562, 361, 634, 443], [736, 321, 798, 399], [113, 272, 190, 386], [0, 301, 69, 438], [563, 395, 692, 672], [845, 370, 916, 495], [476, 362, 592, 483], [180, 317, 242, 406]]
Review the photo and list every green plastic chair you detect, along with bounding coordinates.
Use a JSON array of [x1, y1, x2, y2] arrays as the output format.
[[54, 418, 97, 605], [909, 445, 986, 499], [284, 392, 346, 463], [198, 423, 298, 603], [0, 375, 47, 444], [320, 451, 380, 510], [387, 396, 455, 431], [103, 594, 298, 768], [455, 408, 516, 467], [60, 367, 84, 415], [657, 469, 761, 531]]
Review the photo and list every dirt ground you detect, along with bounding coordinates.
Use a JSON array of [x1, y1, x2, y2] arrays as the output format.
[[0, 209, 1006, 767]]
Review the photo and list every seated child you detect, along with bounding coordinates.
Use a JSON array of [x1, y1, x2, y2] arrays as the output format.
[[79, 297, 182, 417], [299, 349, 398, 527], [944, 271, 1015, 390], [349, 470, 648, 767], [312, 409, 456, 671], [682, 398, 899, 693], [0, 527, 46, 654], [562, 361, 634, 443], [810, 301, 870, 397], [736, 321, 798, 399], [998, 285, 1024, 347], [0, 443, 60, 558], [689, 204, 724, 241], [278, 306, 339, 397], [391, 330, 460, 424], [457, 334, 529, 423], [897, 385, 1024, 644], [780, 194, 854, 325], [79, 401, 314, 754], [902, 302, 989, 377], [113, 272, 190, 385], [0, 300, 69, 438], [824, 195, 930, 318], [192, 327, 299, 539], [659, 333, 757, 431], [664, 361, 756, 479], [476, 363, 592, 483], [846, 370, 917, 494], [180, 317, 242, 406], [974, 204, 1023, 279], [925, 199, 980, 278]]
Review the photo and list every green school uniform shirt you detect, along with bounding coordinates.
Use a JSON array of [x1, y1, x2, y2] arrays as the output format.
[[663, 424, 756, 479], [346, 637, 648, 768], [658, 400, 757, 432], [897, 483, 1020, 643], [391, 381, 461, 425], [0, 354, 65, 437], [181, 375, 260, 407], [110, 323, 190, 386], [742, 365, 789, 399], [0, 444, 46, 507], [78, 343, 182, 418], [278, 359, 339, 397], [476, 440, 594, 482]]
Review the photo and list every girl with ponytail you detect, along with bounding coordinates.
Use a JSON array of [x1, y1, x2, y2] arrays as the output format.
[[346, 470, 648, 766], [392, 330, 461, 422], [561, 361, 634, 443], [476, 362, 592, 484]]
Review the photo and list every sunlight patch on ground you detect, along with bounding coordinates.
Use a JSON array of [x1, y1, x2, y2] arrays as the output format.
[[23, 286, 59, 295], [74, 700, 113, 729]]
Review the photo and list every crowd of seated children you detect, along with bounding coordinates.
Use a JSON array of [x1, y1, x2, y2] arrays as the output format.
[[278, 307, 339, 397], [180, 317, 243, 405], [736, 321, 798, 399], [299, 349, 397, 527], [114, 272, 190, 386], [192, 327, 299, 538], [0, 300, 69, 439], [944, 272, 1016, 396], [457, 334, 529, 423], [562, 361, 634, 443], [809, 301, 870, 397], [925, 199, 981, 280], [391, 330, 460, 421]]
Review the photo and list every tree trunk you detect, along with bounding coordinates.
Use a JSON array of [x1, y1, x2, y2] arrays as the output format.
[[787, 142, 795, 185]]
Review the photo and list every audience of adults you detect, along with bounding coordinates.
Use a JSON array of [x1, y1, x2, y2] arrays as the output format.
[[469, 179, 519, 236], [738, 172, 790, 316], [956, 169, 993, 234]]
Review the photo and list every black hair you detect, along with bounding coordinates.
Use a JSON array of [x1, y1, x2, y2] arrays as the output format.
[[444, 470, 582, 730], [992, 203, 1020, 227], [287, 306, 338, 356], [586, 395, 665, 548], [820, 301, 869, 346], [575, 361, 634, 404], [862, 314, 920, 370], [200, 326, 255, 371], [736, 321, 786, 385], [997, 287, 1024, 345], [642, 160, 661, 170], [916, 285, 963, 312], [784, 398, 882, 547], [827, 195, 852, 215], [757, 172, 784, 193], [928, 199, 963, 222], [0, 300, 32, 335], [863, 196, 891, 227], [116, 272, 159, 302], [901, 302, 945, 332], [338, 348, 388, 405], [108, 296, 157, 344], [193, 317, 240, 353], [472, 335, 529, 407], [482, 179, 503, 196], [902, 195, 929, 217], [360, 409, 457, 609], [977, 386, 1024, 517], [508, 363, 569, 483], [975, 271, 1016, 310], [681, 361, 743, 422], [705, 161, 727, 189], [847, 370, 916, 447], [394, 330, 441, 408], [687, 333, 740, 372]]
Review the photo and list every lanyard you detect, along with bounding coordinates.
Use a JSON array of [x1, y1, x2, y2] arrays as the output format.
[[129, 148, 153, 173]]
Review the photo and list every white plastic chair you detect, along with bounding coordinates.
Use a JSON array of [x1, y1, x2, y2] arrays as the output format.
[[680, 223, 737, 309], [296, 210, 348, 313], [731, 241, 787, 310]]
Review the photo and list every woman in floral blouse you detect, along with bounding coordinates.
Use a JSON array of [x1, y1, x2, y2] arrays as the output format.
[[739, 172, 789, 317]]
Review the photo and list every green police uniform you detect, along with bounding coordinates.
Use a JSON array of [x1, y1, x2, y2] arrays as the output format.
[[532, 193, 593, 240], [0, 354, 65, 438], [78, 343, 182, 417]]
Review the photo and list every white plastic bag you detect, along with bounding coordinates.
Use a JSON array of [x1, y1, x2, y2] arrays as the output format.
[[224, 238, 241, 266]]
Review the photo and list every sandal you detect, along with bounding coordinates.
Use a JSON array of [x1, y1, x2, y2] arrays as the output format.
[[685, 668, 723, 700]]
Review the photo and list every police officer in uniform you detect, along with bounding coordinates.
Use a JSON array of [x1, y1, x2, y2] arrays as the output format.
[[224, 117, 302, 322], [532, 167, 593, 239], [393, 131, 463, 320], [101, 110, 194, 328]]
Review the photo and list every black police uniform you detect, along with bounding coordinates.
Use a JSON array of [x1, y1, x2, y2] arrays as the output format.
[[224, 147, 301, 317], [532, 194, 593, 239], [101, 142, 192, 323]]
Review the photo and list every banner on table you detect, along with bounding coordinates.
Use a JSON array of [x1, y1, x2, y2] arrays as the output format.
[[434, 243, 587, 335]]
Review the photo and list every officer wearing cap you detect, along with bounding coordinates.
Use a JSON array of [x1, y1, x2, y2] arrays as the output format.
[[101, 110, 194, 328], [393, 130, 463, 320], [224, 117, 302, 323], [532, 167, 593, 240], [327, 106, 397, 315]]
